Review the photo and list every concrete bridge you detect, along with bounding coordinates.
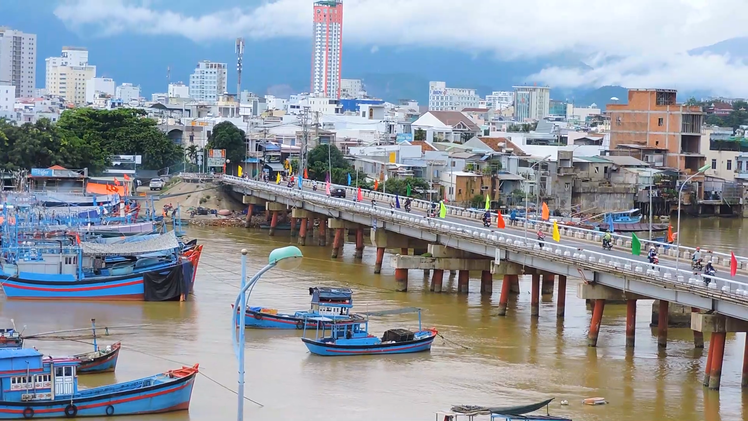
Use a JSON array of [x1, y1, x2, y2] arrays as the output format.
[[222, 175, 748, 391]]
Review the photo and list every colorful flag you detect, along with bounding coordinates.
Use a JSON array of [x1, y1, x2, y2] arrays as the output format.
[[347, 173, 351, 186], [497, 211, 505, 229], [325, 172, 330, 183], [325, 181, 331, 196], [374, 179, 379, 191], [667, 225, 674, 243], [237, 166, 243, 177], [304, 168, 308, 179], [439, 202, 447, 218], [552, 221, 560, 242], [114, 177, 120, 186], [484, 194, 490, 211], [123, 174, 130, 181], [541, 202, 549, 220], [395, 195, 400, 208], [276, 173, 281, 184], [357, 187, 363, 202], [731, 252, 738, 277], [406, 184, 411, 197], [297, 176, 303, 189], [631, 233, 641, 256]]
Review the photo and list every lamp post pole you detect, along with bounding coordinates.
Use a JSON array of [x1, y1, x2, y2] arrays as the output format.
[[675, 164, 710, 272], [524, 155, 551, 245], [237, 249, 248, 421]]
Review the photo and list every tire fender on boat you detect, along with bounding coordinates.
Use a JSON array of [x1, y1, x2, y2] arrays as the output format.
[[64, 404, 77, 418], [253, 312, 262, 320], [22, 407, 33, 418], [296, 320, 304, 329], [106, 405, 115, 415]]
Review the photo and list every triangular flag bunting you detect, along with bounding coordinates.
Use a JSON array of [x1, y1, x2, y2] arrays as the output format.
[[497, 211, 505, 229], [484, 194, 490, 211], [406, 184, 411, 197], [395, 195, 400, 208], [631, 233, 641, 256], [541, 202, 549, 220], [304, 168, 308, 179], [552, 221, 560, 242], [374, 179, 379, 191], [237, 166, 243, 177], [123, 174, 130, 181], [357, 187, 363, 202], [439, 202, 447, 218], [276, 173, 281, 184], [667, 225, 674, 243], [731, 252, 738, 277]]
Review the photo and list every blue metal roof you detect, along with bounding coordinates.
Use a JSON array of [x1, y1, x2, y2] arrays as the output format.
[[0, 348, 42, 358]]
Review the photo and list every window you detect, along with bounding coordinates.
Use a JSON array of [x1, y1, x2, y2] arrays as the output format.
[[739, 160, 743, 172], [727, 160, 732, 171], [711, 159, 717, 170], [658, 118, 664, 126]]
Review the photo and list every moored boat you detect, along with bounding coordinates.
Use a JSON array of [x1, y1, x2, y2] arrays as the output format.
[[301, 307, 438, 356], [243, 287, 364, 330], [0, 329, 22, 349], [440, 398, 571, 421], [0, 348, 198, 419], [73, 342, 121, 374]]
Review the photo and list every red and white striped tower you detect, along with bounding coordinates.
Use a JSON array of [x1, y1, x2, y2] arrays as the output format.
[[311, 0, 343, 98]]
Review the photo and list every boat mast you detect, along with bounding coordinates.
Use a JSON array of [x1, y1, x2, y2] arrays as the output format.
[[90, 318, 98, 352]]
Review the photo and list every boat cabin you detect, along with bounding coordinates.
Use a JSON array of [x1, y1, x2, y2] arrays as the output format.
[[0, 329, 23, 348], [309, 287, 353, 317], [0, 348, 79, 402], [607, 209, 642, 223]]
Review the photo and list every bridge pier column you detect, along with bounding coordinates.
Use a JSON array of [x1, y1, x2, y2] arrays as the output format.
[[587, 299, 606, 347], [692, 308, 704, 349], [374, 247, 385, 274], [530, 273, 540, 317], [266, 210, 272, 223], [626, 299, 637, 348], [703, 336, 715, 387], [354, 227, 364, 259], [658, 300, 669, 348], [742, 335, 748, 388], [458, 270, 470, 294], [556, 275, 566, 319], [480, 271, 492, 294], [244, 204, 254, 228], [289, 217, 297, 237], [401, 247, 409, 256], [395, 268, 409, 292], [297, 218, 308, 246], [430, 269, 444, 293], [317, 219, 327, 246], [268, 211, 278, 236], [331, 228, 344, 258], [541, 273, 554, 295], [509, 276, 520, 294], [498, 274, 515, 316], [709, 332, 727, 390]]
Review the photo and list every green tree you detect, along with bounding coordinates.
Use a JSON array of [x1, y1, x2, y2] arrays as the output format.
[[705, 115, 724, 126], [185, 144, 199, 163], [376, 177, 430, 198], [306, 144, 370, 187], [414, 128, 426, 141], [206, 121, 246, 165], [0, 118, 87, 171]]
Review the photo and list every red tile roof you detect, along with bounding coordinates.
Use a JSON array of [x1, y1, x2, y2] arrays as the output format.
[[428, 111, 482, 132], [409, 140, 438, 153], [478, 137, 528, 156]]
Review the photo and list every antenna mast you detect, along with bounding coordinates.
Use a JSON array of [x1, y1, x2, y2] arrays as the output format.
[[235, 38, 245, 116]]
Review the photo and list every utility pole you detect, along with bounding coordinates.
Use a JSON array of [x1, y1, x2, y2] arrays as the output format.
[[235, 38, 245, 118], [299, 107, 310, 186]]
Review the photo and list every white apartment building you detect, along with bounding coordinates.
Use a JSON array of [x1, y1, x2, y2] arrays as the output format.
[[566, 104, 601, 122], [0, 83, 13, 117], [265, 95, 288, 111], [485, 91, 514, 110], [189, 60, 227, 102], [428, 81, 480, 111], [45, 47, 96, 105], [168, 82, 189, 99], [115, 83, 141, 104], [312, 0, 343, 98], [85, 77, 115, 103], [151, 93, 167, 103], [340, 78, 364, 99], [513, 85, 551, 121], [0, 28, 36, 98]]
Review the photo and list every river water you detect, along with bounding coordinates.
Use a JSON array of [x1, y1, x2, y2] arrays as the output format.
[[2, 220, 747, 421]]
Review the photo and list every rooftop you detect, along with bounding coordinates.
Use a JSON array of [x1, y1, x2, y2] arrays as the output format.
[[427, 111, 481, 132], [409, 140, 438, 153], [0, 348, 41, 358]]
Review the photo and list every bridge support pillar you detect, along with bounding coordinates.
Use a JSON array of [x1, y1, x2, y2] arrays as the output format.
[[530, 273, 540, 317], [557, 275, 566, 319], [480, 271, 492, 294], [509, 276, 520, 294], [374, 247, 385, 274], [244, 204, 254, 228], [317, 219, 327, 246], [401, 248, 409, 256], [541, 273, 554, 295], [268, 211, 279, 236], [692, 308, 704, 349], [430, 269, 444, 293], [395, 268, 408, 292], [297, 218, 308, 246], [709, 332, 727, 390], [626, 299, 636, 348], [289, 217, 297, 237], [742, 335, 748, 388], [704, 337, 715, 387], [658, 300, 669, 348], [354, 227, 364, 259], [587, 299, 606, 347], [498, 274, 516, 316], [331, 228, 344, 258], [458, 270, 470, 294]]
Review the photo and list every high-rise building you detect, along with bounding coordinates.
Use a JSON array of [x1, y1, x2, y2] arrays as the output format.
[[311, 0, 343, 98], [189, 60, 227, 102], [0, 83, 14, 118], [513, 85, 551, 121], [168, 82, 189, 99], [85, 77, 115, 103], [0, 27, 36, 98], [45, 47, 96, 105], [340, 78, 363, 99], [428, 81, 480, 111], [115, 83, 141, 104], [485, 91, 514, 111]]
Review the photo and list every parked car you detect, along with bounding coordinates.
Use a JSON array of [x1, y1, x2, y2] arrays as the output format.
[[331, 188, 346, 198], [149, 178, 165, 191]]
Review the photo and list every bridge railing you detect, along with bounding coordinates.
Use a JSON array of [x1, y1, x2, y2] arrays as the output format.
[[225, 175, 748, 303], [279, 177, 748, 273]]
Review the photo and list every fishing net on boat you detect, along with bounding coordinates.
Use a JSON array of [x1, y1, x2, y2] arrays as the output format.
[[80, 231, 179, 256]]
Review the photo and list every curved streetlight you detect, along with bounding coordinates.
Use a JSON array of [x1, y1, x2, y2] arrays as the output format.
[[524, 155, 552, 244], [232, 246, 303, 420], [674, 164, 710, 273]]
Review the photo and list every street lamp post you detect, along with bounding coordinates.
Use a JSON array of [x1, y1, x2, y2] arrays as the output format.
[[675, 164, 711, 273], [232, 246, 303, 421], [524, 155, 551, 244]]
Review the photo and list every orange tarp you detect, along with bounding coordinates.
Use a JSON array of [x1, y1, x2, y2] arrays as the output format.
[[86, 182, 126, 196]]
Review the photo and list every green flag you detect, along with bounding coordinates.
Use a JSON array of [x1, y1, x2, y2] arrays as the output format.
[[484, 194, 490, 211], [631, 233, 641, 256], [406, 184, 411, 197]]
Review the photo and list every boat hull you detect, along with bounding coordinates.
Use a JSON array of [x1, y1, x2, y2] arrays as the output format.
[[0, 369, 196, 419], [302, 331, 437, 356], [244, 310, 364, 330], [76, 342, 121, 374]]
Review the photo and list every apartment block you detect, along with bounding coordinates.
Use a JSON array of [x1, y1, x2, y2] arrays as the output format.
[[45, 47, 96, 105], [428, 81, 480, 111], [0, 27, 36, 98], [513, 85, 550, 121], [189, 60, 227, 102]]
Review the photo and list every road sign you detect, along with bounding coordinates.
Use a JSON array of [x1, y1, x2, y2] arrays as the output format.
[[207, 149, 226, 167]]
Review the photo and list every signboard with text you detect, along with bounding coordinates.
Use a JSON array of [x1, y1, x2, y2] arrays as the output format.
[[207, 149, 226, 167]]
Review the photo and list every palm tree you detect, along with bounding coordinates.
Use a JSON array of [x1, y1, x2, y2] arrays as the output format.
[[185, 144, 199, 163]]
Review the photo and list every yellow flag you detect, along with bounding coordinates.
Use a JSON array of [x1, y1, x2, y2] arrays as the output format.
[[552, 221, 560, 242], [276, 173, 281, 184], [237, 166, 243, 177], [439, 202, 447, 218]]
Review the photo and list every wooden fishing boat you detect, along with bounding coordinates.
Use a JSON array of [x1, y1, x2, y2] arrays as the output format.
[[301, 307, 438, 356], [0, 348, 198, 418], [439, 398, 571, 421], [73, 342, 121, 374], [0, 329, 22, 349]]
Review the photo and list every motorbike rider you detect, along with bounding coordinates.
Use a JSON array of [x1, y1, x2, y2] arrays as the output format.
[[602, 230, 612, 248], [312, 180, 318, 191], [403, 197, 412, 212], [537, 229, 546, 248], [692, 247, 702, 267], [648, 246, 658, 264], [483, 210, 491, 226], [704, 260, 716, 276]]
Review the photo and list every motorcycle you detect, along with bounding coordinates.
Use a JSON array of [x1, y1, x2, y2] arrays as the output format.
[[691, 259, 703, 271], [602, 239, 612, 250], [483, 218, 491, 227], [312, 185, 317, 191], [404, 204, 411, 213]]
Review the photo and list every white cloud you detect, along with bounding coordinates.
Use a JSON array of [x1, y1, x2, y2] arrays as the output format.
[[370, 46, 379, 54], [53, 0, 748, 96]]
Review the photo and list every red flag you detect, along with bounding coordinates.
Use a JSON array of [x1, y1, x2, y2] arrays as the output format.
[[497, 211, 505, 229], [667, 225, 674, 243], [123, 174, 130, 181], [114, 177, 120, 186], [541, 202, 549, 220], [731, 252, 738, 277], [357, 187, 363, 202], [374, 179, 379, 191], [75, 233, 80, 245], [304, 168, 308, 179]]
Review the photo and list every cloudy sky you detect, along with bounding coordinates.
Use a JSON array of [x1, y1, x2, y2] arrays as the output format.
[[51, 0, 748, 96]]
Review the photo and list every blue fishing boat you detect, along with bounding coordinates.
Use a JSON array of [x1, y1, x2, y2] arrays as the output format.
[[0, 231, 201, 301], [301, 307, 438, 356], [0, 347, 197, 418], [242, 287, 365, 330], [0, 330, 22, 349]]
